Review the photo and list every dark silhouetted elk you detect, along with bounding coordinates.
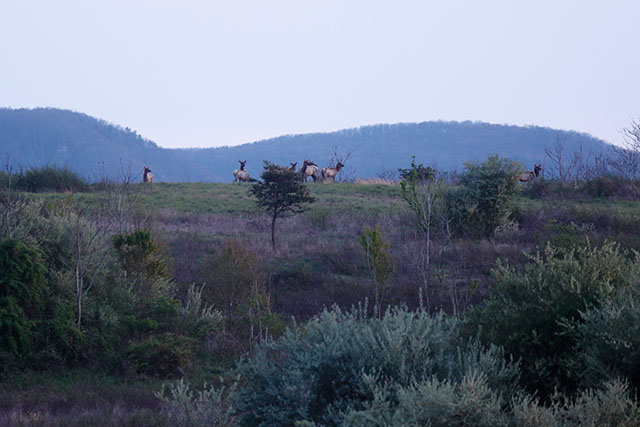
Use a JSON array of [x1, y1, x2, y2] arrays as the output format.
[[321, 162, 344, 182], [519, 164, 541, 183], [143, 166, 154, 183], [298, 160, 319, 182], [277, 162, 297, 172], [233, 160, 250, 182]]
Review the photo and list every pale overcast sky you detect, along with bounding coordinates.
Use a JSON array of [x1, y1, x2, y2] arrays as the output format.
[[1, 1, 638, 148]]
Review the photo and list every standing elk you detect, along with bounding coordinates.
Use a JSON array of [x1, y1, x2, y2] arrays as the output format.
[[321, 162, 344, 182], [143, 166, 154, 183], [233, 160, 250, 182], [519, 164, 541, 183], [298, 160, 319, 182]]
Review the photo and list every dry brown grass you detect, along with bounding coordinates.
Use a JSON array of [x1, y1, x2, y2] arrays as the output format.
[[354, 178, 398, 186]]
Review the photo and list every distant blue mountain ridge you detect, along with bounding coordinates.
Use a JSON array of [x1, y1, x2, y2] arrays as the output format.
[[0, 108, 613, 182]]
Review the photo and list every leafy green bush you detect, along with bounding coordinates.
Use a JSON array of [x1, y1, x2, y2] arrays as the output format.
[[201, 239, 282, 355], [398, 156, 438, 182], [567, 286, 640, 392], [12, 166, 89, 193], [202, 239, 267, 319], [113, 229, 172, 305], [466, 242, 639, 399], [0, 238, 81, 371], [0, 239, 47, 361], [122, 333, 195, 378], [234, 306, 519, 426], [449, 155, 522, 238]]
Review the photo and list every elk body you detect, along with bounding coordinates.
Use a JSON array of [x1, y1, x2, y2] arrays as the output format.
[[519, 164, 541, 183], [321, 162, 344, 182], [298, 160, 319, 182], [143, 166, 154, 183], [233, 160, 250, 182]]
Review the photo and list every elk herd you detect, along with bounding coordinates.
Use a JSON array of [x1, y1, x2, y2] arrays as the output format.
[[229, 159, 345, 183], [141, 161, 542, 184]]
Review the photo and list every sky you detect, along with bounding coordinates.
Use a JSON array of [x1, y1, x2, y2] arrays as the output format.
[[1, 0, 639, 149]]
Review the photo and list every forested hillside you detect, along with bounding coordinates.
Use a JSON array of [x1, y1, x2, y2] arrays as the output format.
[[0, 107, 614, 182], [0, 108, 212, 182]]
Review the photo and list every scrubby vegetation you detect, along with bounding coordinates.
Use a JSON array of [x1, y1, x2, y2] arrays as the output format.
[[0, 165, 89, 193], [2, 153, 640, 425]]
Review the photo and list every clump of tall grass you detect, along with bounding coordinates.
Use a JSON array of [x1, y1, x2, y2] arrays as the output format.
[[154, 378, 237, 426], [354, 177, 398, 185]]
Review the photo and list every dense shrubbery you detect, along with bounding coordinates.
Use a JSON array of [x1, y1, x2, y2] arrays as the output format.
[[0, 166, 89, 193], [0, 193, 224, 377], [522, 176, 640, 200], [0, 238, 81, 371], [0, 239, 48, 361], [234, 306, 519, 426], [232, 305, 639, 426], [465, 242, 640, 399], [569, 287, 640, 392]]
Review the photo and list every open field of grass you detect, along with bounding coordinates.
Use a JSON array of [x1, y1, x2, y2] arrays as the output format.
[[35, 181, 640, 216], [30, 182, 640, 315]]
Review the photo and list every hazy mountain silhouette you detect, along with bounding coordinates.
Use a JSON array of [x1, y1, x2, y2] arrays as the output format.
[[0, 108, 613, 182]]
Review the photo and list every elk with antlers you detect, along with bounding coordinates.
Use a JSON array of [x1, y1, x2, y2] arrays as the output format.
[[321, 146, 352, 183], [321, 162, 344, 182]]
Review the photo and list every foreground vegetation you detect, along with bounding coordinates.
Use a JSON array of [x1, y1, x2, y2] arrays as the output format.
[[2, 160, 640, 425]]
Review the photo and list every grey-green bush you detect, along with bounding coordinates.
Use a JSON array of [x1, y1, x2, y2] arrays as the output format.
[[155, 378, 237, 426], [234, 305, 519, 426], [344, 378, 639, 426]]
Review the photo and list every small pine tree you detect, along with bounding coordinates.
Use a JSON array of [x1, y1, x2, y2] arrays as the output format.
[[250, 162, 315, 251]]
